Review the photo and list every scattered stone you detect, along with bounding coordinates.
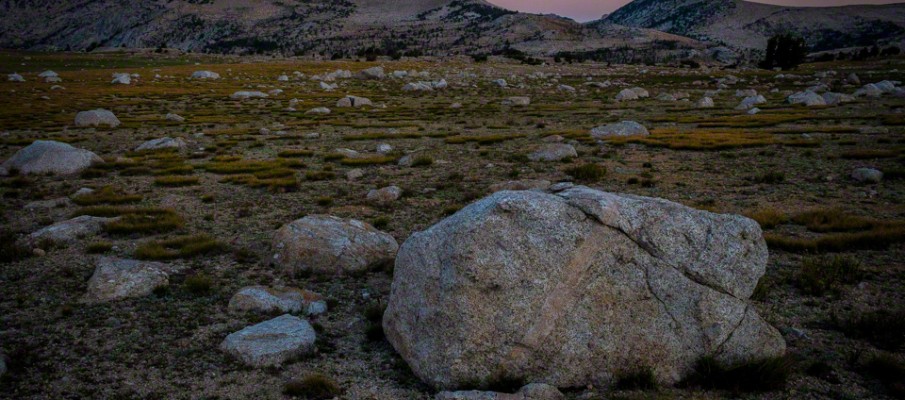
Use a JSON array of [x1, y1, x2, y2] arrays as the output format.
[[528, 144, 577, 162], [854, 83, 883, 98], [111, 73, 131, 85], [846, 73, 860, 85], [336, 95, 373, 108], [590, 121, 649, 139], [231, 91, 268, 100], [277, 74, 289, 82], [25, 215, 114, 247], [8, 73, 25, 82], [501, 97, 530, 106], [384, 187, 785, 389], [346, 169, 364, 180], [191, 71, 220, 79], [615, 88, 638, 101], [736, 95, 766, 110], [376, 143, 393, 154], [748, 107, 761, 115], [320, 81, 338, 91], [306, 107, 331, 115], [272, 215, 399, 275], [735, 89, 757, 97], [367, 185, 403, 204], [852, 168, 883, 183], [558, 84, 576, 93], [229, 286, 327, 315], [1, 140, 102, 176], [83, 257, 169, 303], [75, 109, 121, 127], [358, 66, 385, 80], [493, 79, 508, 88], [696, 97, 715, 108], [436, 383, 564, 400], [165, 113, 185, 122], [822, 92, 854, 106], [136, 137, 186, 152], [787, 90, 826, 106], [220, 314, 316, 367]]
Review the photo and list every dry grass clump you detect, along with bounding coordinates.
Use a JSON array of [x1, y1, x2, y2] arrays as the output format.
[[277, 149, 315, 158], [204, 158, 302, 174], [283, 374, 341, 399], [184, 273, 214, 295], [220, 174, 298, 192], [86, 241, 113, 254], [795, 255, 862, 296], [746, 208, 788, 229], [606, 129, 776, 151], [154, 175, 199, 187], [614, 367, 657, 391], [339, 155, 397, 166], [305, 170, 336, 181], [680, 356, 793, 394], [0, 230, 31, 264], [791, 208, 878, 232], [445, 134, 526, 145], [565, 164, 607, 182], [838, 149, 900, 160], [410, 155, 434, 167], [765, 226, 905, 253], [832, 309, 905, 352], [862, 354, 905, 398], [74, 207, 185, 234], [72, 186, 142, 206], [135, 235, 224, 260]]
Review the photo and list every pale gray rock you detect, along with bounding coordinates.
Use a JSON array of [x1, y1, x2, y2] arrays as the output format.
[[306, 107, 331, 115], [615, 88, 639, 101], [852, 168, 883, 183], [75, 109, 121, 127], [8, 73, 25, 82], [346, 168, 364, 180], [591, 121, 649, 139], [493, 79, 508, 88], [558, 84, 576, 93], [336, 95, 373, 108], [822, 92, 854, 106], [228, 286, 327, 315], [24, 197, 72, 210], [630, 87, 650, 98], [220, 314, 316, 367], [735, 89, 757, 97], [231, 91, 268, 100], [384, 188, 785, 389], [135, 137, 186, 151], [165, 113, 185, 122], [358, 66, 385, 80], [320, 81, 338, 91], [367, 185, 403, 204], [1, 140, 102, 175], [502, 97, 531, 106], [83, 257, 169, 303], [656, 93, 677, 101], [111, 73, 131, 85], [854, 84, 883, 97], [191, 70, 220, 79], [788, 91, 826, 106], [25, 215, 114, 247], [696, 97, 715, 108], [528, 144, 577, 162], [272, 215, 399, 275], [846, 73, 860, 85], [376, 143, 393, 154], [747, 107, 761, 115], [736, 95, 766, 110], [277, 74, 289, 82]]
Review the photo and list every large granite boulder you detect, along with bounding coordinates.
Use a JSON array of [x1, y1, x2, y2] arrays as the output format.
[[272, 215, 399, 275], [220, 314, 316, 367], [384, 187, 785, 390], [1, 140, 102, 176]]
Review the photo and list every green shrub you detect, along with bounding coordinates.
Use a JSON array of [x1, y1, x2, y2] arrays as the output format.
[[795, 255, 862, 296]]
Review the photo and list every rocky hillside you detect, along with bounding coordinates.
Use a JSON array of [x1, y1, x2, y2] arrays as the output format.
[[0, 0, 701, 58], [605, 0, 905, 52]]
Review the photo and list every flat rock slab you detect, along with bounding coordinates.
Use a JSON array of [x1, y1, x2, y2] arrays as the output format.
[[220, 314, 316, 367], [1, 140, 102, 176], [384, 186, 785, 389], [83, 257, 169, 303], [528, 144, 576, 162], [273, 215, 398, 275], [228, 286, 327, 315], [26, 215, 116, 247]]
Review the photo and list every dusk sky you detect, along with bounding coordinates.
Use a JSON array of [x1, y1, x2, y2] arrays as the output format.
[[489, 0, 905, 22]]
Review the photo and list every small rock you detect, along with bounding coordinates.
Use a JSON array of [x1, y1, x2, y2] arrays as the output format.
[[528, 144, 577, 162], [229, 286, 327, 315], [75, 109, 121, 128], [346, 169, 364, 180], [367, 185, 403, 204], [336, 96, 373, 108], [501, 97, 531, 106], [590, 121, 649, 139], [1, 140, 103, 176], [231, 91, 268, 100], [135, 137, 186, 152], [852, 168, 883, 183], [165, 113, 185, 122], [83, 257, 169, 303], [306, 107, 331, 115]]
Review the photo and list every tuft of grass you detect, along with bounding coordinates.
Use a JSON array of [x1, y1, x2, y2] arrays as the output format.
[[305, 171, 336, 181], [752, 171, 785, 184], [339, 156, 397, 166], [615, 367, 658, 391], [863, 354, 905, 398], [316, 197, 334, 207], [0, 231, 31, 264], [72, 186, 142, 206], [791, 208, 877, 233], [765, 226, 905, 253], [135, 235, 224, 260], [833, 309, 905, 352], [154, 175, 199, 187], [73, 207, 184, 235], [746, 208, 788, 229], [86, 241, 113, 254], [277, 149, 315, 158], [184, 273, 214, 295], [795, 255, 862, 296], [283, 374, 341, 399], [411, 155, 434, 167], [363, 302, 386, 342], [442, 204, 463, 216], [445, 134, 526, 145], [565, 164, 607, 182], [681, 356, 792, 394], [838, 149, 899, 160]]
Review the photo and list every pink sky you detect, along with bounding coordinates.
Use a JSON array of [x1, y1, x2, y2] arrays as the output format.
[[488, 0, 905, 22]]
